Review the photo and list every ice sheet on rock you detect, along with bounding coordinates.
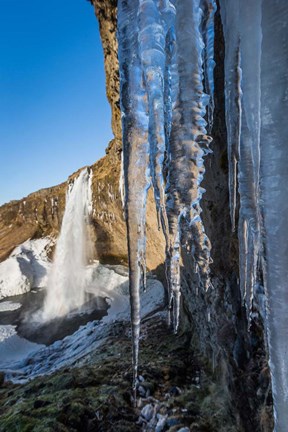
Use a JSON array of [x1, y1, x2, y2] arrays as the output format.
[[260, 0, 288, 429], [0, 238, 52, 300]]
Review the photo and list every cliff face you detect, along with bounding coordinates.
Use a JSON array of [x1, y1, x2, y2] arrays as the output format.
[[0, 154, 164, 270], [89, 0, 122, 154]]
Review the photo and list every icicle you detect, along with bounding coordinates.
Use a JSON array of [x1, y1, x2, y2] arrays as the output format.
[[220, 0, 262, 319], [237, 0, 262, 320], [170, 224, 181, 333], [165, 0, 212, 306], [219, 1, 241, 232], [119, 150, 125, 210], [118, 0, 151, 394], [201, 0, 217, 131]]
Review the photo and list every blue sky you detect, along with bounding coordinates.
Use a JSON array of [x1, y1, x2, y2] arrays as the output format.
[[0, 0, 113, 205]]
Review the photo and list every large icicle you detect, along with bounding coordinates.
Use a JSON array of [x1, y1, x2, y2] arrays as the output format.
[[166, 0, 212, 308], [118, 0, 214, 387], [260, 0, 288, 429], [118, 0, 151, 393], [201, 0, 217, 131], [219, 1, 241, 233], [220, 0, 262, 318], [237, 0, 262, 318]]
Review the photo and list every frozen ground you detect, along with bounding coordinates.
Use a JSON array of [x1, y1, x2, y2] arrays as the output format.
[[0, 238, 165, 384], [0, 277, 164, 384], [0, 325, 44, 368]]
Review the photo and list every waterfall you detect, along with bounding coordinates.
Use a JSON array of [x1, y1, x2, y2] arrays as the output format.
[[42, 168, 93, 321]]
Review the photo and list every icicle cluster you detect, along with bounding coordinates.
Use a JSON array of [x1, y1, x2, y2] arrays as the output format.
[[118, 0, 215, 391], [220, 0, 262, 321], [220, 0, 288, 430], [118, 0, 288, 426]]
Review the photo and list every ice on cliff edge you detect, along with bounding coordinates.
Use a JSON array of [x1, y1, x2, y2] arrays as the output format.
[[118, 0, 288, 428]]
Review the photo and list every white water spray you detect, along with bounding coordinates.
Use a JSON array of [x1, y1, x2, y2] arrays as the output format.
[[42, 168, 93, 321]]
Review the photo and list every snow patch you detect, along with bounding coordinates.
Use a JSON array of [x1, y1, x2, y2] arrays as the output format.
[[0, 238, 52, 300], [0, 301, 22, 312], [1, 276, 164, 383], [0, 325, 44, 367]]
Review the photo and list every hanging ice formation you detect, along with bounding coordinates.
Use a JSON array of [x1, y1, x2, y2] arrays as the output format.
[[118, 0, 215, 390], [219, 0, 288, 429], [118, 0, 288, 425], [42, 168, 93, 321]]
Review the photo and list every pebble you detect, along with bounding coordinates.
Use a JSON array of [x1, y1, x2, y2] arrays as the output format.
[[138, 385, 146, 397], [166, 416, 182, 427], [169, 386, 182, 396], [155, 414, 167, 432], [141, 404, 155, 421]]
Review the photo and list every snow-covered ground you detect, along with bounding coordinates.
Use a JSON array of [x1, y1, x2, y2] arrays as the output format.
[[0, 237, 165, 384], [0, 278, 164, 384], [0, 238, 52, 299], [0, 325, 44, 368]]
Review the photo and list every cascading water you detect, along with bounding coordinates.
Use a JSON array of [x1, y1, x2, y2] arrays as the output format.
[[42, 168, 93, 321]]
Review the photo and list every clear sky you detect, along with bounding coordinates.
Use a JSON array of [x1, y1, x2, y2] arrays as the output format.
[[0, 0, 113, 206]]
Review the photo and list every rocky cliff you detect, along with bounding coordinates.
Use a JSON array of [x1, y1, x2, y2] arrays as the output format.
[[0, 154, 164, 270]]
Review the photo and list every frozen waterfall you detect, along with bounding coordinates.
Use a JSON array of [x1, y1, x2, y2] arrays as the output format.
[[118, 0, 288, 427], [42, 168, 93, 321]]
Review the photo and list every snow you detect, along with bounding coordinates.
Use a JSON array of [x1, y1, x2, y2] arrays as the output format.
[[0, 301, 22, 312], [0, 238, 52, 300], [0, 325, 44, 368], [1, 277, 164, 384]]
